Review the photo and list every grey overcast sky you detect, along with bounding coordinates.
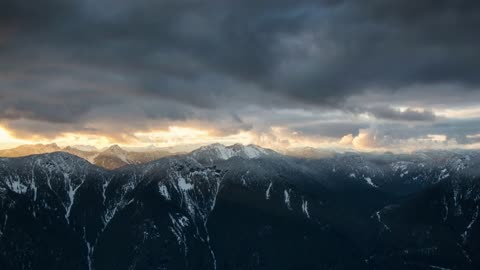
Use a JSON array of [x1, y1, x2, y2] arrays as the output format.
[[1, 0, 480, 151]]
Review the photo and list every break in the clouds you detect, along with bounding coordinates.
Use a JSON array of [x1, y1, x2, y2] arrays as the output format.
[[0, 0, 480, 151]]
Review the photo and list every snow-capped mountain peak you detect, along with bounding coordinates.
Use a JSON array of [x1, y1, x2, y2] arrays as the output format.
[[190, 143, 275, 163], [103, 145, 127, 154], [196, 143, 233, 159], [230, 143, 270, 158], [97, 145, 130, 164]]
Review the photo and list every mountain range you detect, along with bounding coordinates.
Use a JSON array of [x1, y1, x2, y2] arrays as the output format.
[[0, 144, 172, 170], [0, 144, 479, 269]]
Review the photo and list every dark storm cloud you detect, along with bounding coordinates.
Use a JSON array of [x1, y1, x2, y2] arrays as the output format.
[[293, 122, 367, 138], [363, 106, 437, 122], [430, 119, 480, 144], [362, 118, 480, 148], [0, 0, 479, 137], [270, 0, 480, 105]]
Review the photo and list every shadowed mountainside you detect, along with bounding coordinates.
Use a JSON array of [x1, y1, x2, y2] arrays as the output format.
[[0, 145, 479, 269]]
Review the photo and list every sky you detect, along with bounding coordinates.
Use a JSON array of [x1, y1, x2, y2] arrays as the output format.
[[1, 0, 480, 152]]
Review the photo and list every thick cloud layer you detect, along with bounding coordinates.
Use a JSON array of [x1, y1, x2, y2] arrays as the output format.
[[0, 0, 479, 150]]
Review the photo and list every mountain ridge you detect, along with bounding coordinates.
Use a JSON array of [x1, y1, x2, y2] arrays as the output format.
[[0, 150, 480, 269], [0, 143, 279, 170], [0, 143, 173, 170]]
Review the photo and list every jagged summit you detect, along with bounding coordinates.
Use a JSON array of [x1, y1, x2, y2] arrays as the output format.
[[0, 143, 62, 157], [43, 143, 60, 148], [190, 143, 277, 164], [102, 145, 127, 155]]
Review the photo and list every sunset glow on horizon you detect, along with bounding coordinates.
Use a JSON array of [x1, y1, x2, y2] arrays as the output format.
[[1, 0, 480, 153]]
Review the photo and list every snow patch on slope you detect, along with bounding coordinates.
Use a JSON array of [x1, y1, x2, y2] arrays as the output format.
[[178, 175, 194, 191], [266, 182, 273, 200], [158, 183, 171, 200], [5, 176, 27, 194], [169, 213, 190, 256], [461, 205, 479, 244], [373, 210, 391, 232], [284, 189, 292, 210], [302, 198, 310, 218], [364, 177, 378, 188]]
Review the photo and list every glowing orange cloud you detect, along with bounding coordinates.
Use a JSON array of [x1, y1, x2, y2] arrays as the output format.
[[0, 127, 30, 149], [0, 125, 257, 150], [1, 120, 480, 153], [133, 126, 255, 148]]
